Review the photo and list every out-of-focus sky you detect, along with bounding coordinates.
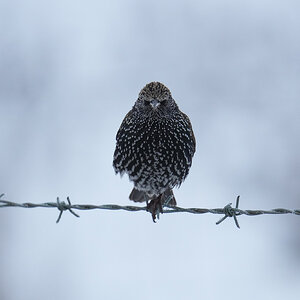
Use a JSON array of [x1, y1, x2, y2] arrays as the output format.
[[0, 0, 300, 299]]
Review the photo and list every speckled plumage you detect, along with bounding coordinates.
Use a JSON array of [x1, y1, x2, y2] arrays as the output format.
[[113, 82, 196, 221]]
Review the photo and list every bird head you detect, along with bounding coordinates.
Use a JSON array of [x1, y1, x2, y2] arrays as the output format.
[[135, 82, 177, 117]]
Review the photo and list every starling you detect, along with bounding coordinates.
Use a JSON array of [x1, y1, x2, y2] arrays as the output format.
[[113, 82, 196, 221]]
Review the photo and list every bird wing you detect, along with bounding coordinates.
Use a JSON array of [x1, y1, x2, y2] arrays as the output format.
[[181, 112, 196, 154], [115, 109, 133, 140]]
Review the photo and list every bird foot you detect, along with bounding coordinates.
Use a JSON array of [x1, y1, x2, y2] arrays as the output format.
[[146, 196, 163, 223]]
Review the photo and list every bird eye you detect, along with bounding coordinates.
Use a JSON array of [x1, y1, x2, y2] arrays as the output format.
[[144, 100, 150, 105], [161, 100, 167, 105]]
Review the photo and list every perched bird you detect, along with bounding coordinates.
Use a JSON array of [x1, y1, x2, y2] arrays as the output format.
[[113, 82, 196, 221]]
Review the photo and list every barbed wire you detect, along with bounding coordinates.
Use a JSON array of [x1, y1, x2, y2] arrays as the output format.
[[0, 193, 299, 228]]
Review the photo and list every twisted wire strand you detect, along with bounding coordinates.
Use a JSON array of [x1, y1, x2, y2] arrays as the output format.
[[0, 194, 299, 228]]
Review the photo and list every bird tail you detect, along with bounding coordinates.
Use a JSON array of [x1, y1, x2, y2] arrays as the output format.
[[129, 188, 146, 202], [162, 188, 177, 206], [129, 188, 177, 206]]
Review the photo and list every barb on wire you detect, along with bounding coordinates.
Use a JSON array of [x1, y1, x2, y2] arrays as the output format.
[[1, 193, 300, 227], [216, 195, 241, 228], [56, 197, 80, 223]]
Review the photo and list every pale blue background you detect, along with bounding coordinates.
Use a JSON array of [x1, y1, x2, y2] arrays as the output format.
[[1, 1, 300, 299]]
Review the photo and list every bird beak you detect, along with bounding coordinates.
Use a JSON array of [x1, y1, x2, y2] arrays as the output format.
[[150, 99, 160, 108]]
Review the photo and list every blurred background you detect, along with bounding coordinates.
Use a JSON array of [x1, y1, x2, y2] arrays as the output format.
[[0, 0, 300, 299]]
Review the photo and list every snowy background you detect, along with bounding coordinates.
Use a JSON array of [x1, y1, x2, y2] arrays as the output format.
[[1, 0, 300, 299]]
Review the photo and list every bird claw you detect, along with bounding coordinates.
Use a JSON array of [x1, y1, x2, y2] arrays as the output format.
[[146, 197, 163, 222]]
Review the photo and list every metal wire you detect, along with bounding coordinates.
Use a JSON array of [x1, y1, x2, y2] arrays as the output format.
[[0, 193, 299, 228]]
